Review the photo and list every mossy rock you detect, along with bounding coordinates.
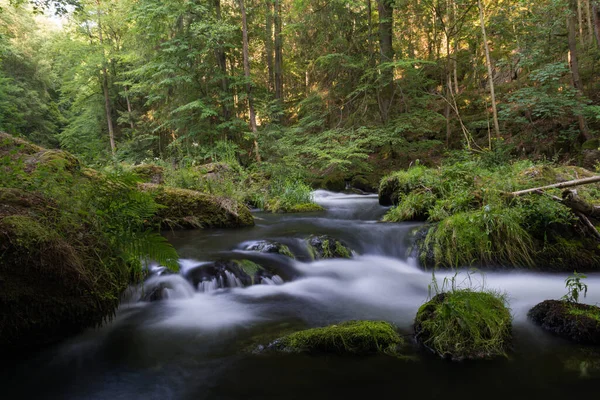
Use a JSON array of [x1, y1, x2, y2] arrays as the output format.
[[415, 290, 512, 360], [350, 175, 377, 193], [244, 240, 295, 258], [322, 175, 347, 192], [284, 203, 325, 213], [132, 164, 165, 184], [528, 300, 600, 345], [265, 321, 404, 355], [306, 235, 354, 259], [185, 259, 278, 288], [140, 183, 254, 229], [0, 196, 126, 353]]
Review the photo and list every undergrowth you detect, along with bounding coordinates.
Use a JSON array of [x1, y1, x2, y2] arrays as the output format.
[[381, 150, 598, 269]]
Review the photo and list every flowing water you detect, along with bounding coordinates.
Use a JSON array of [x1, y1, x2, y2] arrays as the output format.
[[3, 190, 600, 399]]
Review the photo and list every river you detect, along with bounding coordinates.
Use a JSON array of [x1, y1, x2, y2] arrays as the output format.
[[3, 190, 600, 399]]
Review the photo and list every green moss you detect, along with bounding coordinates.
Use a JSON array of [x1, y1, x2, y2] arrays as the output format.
[[285, 203, 325, 213], [306, 235, 354, 259], [142, 184, 254, 229], [569, 306, 600, 323], [415, 290, 512, 360], [277, 320, 404, 355], [1, 215, 56, 245], [234, 259, 263, 278], [131, 164, 165, 184], [582, 139, 600, 151]]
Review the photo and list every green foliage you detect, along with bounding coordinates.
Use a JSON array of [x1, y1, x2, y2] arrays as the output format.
[[278, 320, 404, 356], [415, 289, 512, 360], [562, 272, 588, 304]]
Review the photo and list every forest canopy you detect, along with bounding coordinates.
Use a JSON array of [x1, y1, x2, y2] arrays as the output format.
[[0, 0, 599, 176]]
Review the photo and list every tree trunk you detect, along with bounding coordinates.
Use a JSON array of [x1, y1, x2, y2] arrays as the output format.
[[96, 2, 116, 155], [274, 0, 283, 103], [124, 85, 134, 130], [377, 0, 394, 123], [214, 0, 230, 121], [265, 0, 274, 92], [593, 0, 600, 48], [578, 0, 585, 46], [568, 0, 592, 140], [239, 0, 261, 162], [477, 0, 500, 140]]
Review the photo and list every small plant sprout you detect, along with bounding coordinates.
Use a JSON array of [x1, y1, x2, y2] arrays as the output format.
[[562, 271, 588, 303]]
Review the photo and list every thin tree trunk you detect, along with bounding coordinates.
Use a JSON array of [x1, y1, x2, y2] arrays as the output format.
[[274, 0, 283, 103], [568, 0, 592, 140], [265, 0, 274, 92], [377, 0, 394, 122], [578, 0, 585, 46], [124, 86, 134, 130], [585, 0, 594, 44], [593, 1, 600, 48], [477, 0, 500, 139], [214, 0, 230, 121], [238, 0, 261, 162], [96, 2, 116, 155]]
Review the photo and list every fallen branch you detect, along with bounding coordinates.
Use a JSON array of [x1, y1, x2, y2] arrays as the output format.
[[510, 175, 600, 197]]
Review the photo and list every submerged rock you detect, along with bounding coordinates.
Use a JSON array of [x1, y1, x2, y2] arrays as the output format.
[[528, 300, 600, 345], [265, 320, 404, 355], [243, 240, 295, 258], [140, 184, 254, 229], [414, 290, 512, 361], [306, 235, 354, 259]]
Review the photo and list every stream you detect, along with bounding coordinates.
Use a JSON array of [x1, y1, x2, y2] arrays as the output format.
[[3, 190, 600, 399]]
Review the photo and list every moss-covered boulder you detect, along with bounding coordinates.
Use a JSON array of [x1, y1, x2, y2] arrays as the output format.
[[528, 300, 600, 344], [306, 235, 354, 259], [0, 189, 127, 353], [350, 175, 377, 193], [243, 240, 295, 258], [264, 199, 325, 213], [185, 259, 280, 289], [140, 183, 254, 229], [265, 321, 404, 355], [414, 290, 512, 360], [132, 164, 165, 184]]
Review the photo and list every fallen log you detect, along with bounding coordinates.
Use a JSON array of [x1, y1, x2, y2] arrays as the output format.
[[562, 189, 600, 219], [510, 175, 600, 197]]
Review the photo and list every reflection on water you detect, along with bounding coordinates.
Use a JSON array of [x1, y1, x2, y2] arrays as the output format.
[[3, 191, 600, 400]]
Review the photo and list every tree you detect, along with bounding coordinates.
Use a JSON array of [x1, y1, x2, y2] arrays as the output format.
[[477, 0, 500, 140]]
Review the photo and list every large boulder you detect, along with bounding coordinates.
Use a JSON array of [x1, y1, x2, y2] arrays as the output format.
[[414, 290, 512, 360], [263, 320, 404, 355], [140, 184, 254, 229], [0, 189, 126, 354], [528, 300, 600, 345]]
